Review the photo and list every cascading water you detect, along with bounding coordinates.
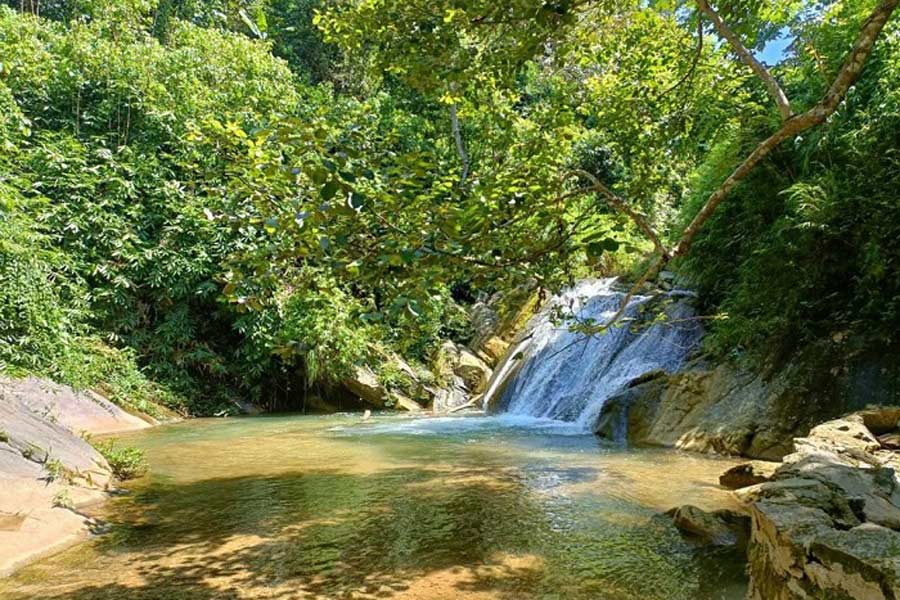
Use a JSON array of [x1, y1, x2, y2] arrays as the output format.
[[492, 278, 702, 431]]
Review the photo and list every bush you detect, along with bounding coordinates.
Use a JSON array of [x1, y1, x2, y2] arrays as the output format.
[[92, 439, 148, 481]]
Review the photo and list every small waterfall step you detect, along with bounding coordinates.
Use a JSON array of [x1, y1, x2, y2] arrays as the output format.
[[493, 278, 702, 431]]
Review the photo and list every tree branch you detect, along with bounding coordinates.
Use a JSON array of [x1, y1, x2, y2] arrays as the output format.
[[697, 0, 793, 121], [656, 16, 704, 102], [583, 0, 898, 336], [566, 170, 670, 259], [674, 0, 899, 259], [449, 103, 470, 185]]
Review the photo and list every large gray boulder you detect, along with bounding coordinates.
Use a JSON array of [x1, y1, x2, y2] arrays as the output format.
[[739, 409, 900, 600]]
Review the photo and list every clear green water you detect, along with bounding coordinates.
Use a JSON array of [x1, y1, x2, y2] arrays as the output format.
[[3, 413, 748, 599]]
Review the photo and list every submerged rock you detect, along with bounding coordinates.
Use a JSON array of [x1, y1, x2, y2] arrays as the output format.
[[719, 461, 778, 490], [667, 504, 751, 549]]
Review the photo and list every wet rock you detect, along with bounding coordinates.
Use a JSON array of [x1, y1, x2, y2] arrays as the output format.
[[719, 461, 778, 489], [591, 357, 896, 461], [667, 505, 751, 549], [593, 373, 668, 443]]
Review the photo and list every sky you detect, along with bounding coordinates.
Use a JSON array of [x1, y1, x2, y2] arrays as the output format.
[[758, 30, 793, 65]]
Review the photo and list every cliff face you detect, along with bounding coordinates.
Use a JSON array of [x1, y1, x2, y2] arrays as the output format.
[[594, 347, 899, 460]]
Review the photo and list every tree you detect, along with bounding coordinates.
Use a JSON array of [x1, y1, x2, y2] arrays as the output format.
[[317, 0, 900, 332]]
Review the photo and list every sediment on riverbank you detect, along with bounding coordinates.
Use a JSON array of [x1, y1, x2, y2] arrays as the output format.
[[0, 377, 158, 576]]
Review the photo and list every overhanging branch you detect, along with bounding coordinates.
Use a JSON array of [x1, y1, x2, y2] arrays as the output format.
[[697, 0, 793, 121]]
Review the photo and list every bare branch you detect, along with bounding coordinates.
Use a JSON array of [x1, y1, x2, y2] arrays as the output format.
[[582, 254, 667, 335], [449, 104, 470, 185], [697, 0, 793, 121]]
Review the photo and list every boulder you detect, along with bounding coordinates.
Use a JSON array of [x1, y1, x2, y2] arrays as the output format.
[[479, 336, 509, 365], [431, 379, 470, 413], [343, 366, 387, 407], [719, 461, 779, 489], [455, 346, 492, 394], [667, 505, 751, 549], [742, 409, 900, 600], [391, 393, 424, 413], [879, 432, 900, 450], [859, 407, 900, 435]]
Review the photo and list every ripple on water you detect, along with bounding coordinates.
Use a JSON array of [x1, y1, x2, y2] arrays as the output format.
[[1, 413, 747, 600]]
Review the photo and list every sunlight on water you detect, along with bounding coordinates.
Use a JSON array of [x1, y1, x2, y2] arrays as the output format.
[[1, 414, 748, 600]]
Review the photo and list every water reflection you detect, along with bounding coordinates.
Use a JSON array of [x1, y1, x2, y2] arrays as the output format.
[[2, 414, 747, 599]]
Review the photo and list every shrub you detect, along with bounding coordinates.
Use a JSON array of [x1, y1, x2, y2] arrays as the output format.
[[92, 439, 148, 481]]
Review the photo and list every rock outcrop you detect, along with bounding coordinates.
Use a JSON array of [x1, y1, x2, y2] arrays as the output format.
[[0, 377, 154, 576], [343, 365, 388, 407], [594, 355, 890, 460], [719, 461, 778, 490], [738, 410, 900, 600], [469, 282, 540, 368], [430, 340, 493, 413], [667, 504, 751, 549]]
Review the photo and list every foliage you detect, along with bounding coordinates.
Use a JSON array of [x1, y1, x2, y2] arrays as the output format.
[[677, 6, 900, 359], [0, 0, 897, 416], [92, 438, 149, 481], [51, 489, 75, 509]]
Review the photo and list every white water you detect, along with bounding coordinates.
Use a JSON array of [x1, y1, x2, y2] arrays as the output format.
[[496, 278, 702, 431]]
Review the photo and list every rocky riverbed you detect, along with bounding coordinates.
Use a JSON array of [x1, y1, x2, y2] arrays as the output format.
[[667, 408, 900, 599]]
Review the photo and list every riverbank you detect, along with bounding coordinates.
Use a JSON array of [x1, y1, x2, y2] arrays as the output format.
[[0, 377, 158, 576]]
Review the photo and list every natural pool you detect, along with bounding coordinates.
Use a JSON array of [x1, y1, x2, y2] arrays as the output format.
[[2, 413, 748, 599]]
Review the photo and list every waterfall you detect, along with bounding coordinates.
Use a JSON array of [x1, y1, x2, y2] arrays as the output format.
[[492, 278, 702, 430]]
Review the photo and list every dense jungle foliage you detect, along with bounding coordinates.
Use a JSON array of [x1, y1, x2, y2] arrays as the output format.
[[0, 0, 898, 414]]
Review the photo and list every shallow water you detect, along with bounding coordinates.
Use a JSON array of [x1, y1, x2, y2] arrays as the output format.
[[2, 413, 748, 600]]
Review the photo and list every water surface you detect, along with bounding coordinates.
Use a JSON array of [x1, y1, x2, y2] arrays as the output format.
[[2, 413, 748, 599]]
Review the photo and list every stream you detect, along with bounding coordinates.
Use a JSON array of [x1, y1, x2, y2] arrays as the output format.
[[2, 413, 748, 599]]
